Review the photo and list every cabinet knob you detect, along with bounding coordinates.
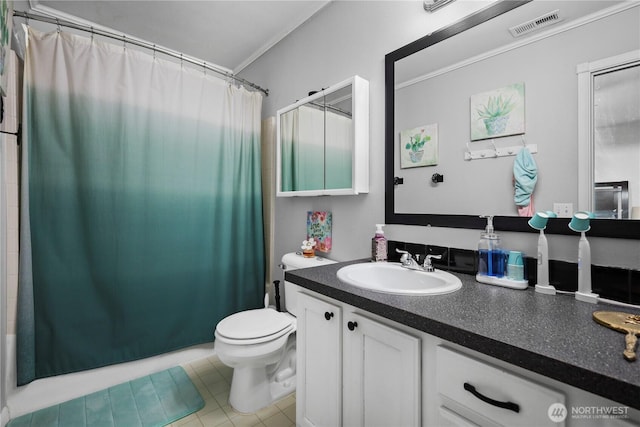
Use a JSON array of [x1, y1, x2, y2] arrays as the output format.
[[324, 311, 334, 321], [347, 321, 358, 331]]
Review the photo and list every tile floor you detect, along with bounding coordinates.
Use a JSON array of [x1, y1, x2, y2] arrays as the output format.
[[169, 355, 296, 427]]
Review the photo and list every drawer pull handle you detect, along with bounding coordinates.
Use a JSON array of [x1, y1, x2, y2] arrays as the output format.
[[463, 382, 520, 413], [347, 321, 358, 331], [324, 311, 334, 321]]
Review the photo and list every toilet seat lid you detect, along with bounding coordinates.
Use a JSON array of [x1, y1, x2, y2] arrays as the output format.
[[216, 308, 294, 341]]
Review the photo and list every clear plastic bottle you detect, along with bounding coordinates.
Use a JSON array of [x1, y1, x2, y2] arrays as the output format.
[[371, 224, 387, 262], [477, 216, 505, 277]]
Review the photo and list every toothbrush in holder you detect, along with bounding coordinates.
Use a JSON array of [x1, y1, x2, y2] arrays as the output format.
[[570, 212, 599, 303], [528, 211, 556, 295]]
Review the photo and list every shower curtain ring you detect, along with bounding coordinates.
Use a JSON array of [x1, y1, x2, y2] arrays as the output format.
[[56, 18, 61, 33]]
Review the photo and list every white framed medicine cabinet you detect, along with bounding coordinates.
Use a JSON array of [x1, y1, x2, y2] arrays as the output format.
[[276, 75, 369, 197]]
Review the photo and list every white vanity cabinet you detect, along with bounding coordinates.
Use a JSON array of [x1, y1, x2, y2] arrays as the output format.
[[296, 292, 342, 427], [295, 289, 640, 427], [435, 346, 565, 427], [296, 292, 421, 427], [343, 311, 421, 427]]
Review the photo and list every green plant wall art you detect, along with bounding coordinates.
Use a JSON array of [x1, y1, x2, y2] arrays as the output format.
[[470, 83, 525, 141], [400, 123, 438, 169]]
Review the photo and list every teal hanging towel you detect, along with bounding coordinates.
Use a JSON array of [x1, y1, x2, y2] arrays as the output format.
[[513, 147, 537, 217]]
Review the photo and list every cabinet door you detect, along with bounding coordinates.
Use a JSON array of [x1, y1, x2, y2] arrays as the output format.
[[297, 293, 342, 427], [343, 312, 421, 427]]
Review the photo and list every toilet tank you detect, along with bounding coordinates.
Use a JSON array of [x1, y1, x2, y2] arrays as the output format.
[[280, 252, 335, 317]]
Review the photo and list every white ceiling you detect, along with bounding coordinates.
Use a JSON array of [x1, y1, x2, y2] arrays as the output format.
[[29, 0, 331, 73]]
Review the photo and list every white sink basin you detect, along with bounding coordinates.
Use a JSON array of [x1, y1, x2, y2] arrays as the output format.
[[337, 262, 462, 296]]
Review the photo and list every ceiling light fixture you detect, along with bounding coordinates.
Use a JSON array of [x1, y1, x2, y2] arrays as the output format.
[[423, 0, 457, 13]]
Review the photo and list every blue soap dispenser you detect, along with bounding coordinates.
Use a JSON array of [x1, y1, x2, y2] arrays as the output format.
[[477, 215, 504, 278], [476, 215, 528, 290]]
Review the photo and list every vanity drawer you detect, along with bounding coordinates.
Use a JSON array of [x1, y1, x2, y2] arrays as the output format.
[[436, 346, 566, 427]]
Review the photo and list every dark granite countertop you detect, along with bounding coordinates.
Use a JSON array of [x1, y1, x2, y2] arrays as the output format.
[[286, 259, 640, 410]]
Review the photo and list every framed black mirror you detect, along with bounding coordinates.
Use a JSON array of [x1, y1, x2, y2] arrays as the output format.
[[385, 0, 640, 239]]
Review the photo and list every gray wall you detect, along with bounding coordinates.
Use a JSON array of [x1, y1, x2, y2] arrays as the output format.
[[239, 1, 640, 281]]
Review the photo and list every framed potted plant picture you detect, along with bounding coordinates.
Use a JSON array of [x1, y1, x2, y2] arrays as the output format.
[[400, 123, 438, 168], [470, 83, 525, 141]]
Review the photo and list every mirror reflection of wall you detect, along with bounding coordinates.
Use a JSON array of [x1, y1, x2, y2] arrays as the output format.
[[325, 109, 353, 190], [323, 84, 354, 190], [392, 2, 639, 219], [593, 64, 640, 219]]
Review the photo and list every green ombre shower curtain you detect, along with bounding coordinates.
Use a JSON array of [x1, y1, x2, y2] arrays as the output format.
[[16, 28, 264, 384]]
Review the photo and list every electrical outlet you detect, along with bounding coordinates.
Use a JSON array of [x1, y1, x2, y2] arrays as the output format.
[[553, 203, 573, 218]]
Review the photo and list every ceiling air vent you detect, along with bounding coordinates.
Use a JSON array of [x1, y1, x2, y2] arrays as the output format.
[[509, 9, 563, 37]]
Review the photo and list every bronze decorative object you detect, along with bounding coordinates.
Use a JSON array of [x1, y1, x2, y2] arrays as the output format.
[[593, 311, 640, 362]]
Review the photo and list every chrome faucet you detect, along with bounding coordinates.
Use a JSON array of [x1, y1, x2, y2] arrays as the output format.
[[422, 254, 442, 272], [396, 249, 442, 272], [397, 249, 420, 269]]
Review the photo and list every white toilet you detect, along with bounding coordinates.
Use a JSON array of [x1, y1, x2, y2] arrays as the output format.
[[214, 252, 334, 413]]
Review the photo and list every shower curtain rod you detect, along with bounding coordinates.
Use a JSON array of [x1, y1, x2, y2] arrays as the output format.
[[13, 10, 269, 96]]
